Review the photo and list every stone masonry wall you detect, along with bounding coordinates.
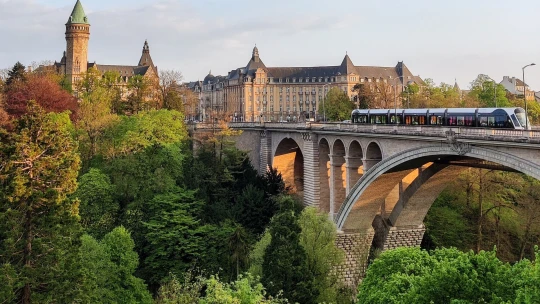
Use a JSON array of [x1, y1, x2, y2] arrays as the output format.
[[335, 230, 375, 288], [382, 225, 426, 251]]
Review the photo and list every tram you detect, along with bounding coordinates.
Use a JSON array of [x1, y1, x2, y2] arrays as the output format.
[[350, 108, 531, 130]]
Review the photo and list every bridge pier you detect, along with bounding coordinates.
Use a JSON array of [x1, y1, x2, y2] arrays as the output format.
[[345, 156, 363, 196], [329, 154, 346, 218], [383, 225, 426, 250], [335, 228, 375, 288], [259, 131, 271, 173], [302, 134, 321, 207]]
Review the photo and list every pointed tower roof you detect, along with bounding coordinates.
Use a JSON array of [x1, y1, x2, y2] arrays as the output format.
[[138, 40, 154, 67], [67, 0, 89, 25], [339, 54, 355, 75], [453, 79, 461, 92], [245, 45, 267, 74]]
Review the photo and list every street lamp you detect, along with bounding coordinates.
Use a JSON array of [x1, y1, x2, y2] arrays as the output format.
[[391, 76, 405, 124], [522, 63, 536, 130], [321, 83, 331, 122]]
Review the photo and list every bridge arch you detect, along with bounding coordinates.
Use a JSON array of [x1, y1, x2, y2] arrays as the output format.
[[273, 137, 304, 195], [336, 144, 540, 232], [364, 141, 383, 171]]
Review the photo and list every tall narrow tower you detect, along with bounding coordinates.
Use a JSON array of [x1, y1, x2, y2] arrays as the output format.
[[65, 0, 90, 87]]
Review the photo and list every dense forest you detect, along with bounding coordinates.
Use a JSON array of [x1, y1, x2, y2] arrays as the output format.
[[0, 62, 539, 303]]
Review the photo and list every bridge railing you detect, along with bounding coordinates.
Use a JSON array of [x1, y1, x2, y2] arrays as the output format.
[[227, 122, 540, 141]]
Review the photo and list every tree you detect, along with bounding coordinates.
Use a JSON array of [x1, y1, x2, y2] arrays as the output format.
[[319, 87, 355, 121], [228, 223, 251, 279], [468, 75, 511, 107], [77, 85, 118, 162], [79, 227, 153, 303], [74, 168, 118, 239], [262, 208, 318, 303], [0, 103, 81, 303], [5, 61, 26, 88], [358, 247, 517, 304], [4, 74, 78, 120], [298, 207, 347, 303], [159, 70, 184, 110], [353, 83, 375, 109], [201, 274, 289, 304], [100, 109, 187, 158], [127, 75, 151, 114]]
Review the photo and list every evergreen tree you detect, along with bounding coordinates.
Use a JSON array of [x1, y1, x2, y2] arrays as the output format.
[[0, 103, 82, 303], [5, 61, 26, 88], [262, 209, 318, 303]]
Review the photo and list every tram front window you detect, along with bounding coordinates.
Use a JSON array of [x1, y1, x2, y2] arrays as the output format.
[[515, 109, 528, 128]]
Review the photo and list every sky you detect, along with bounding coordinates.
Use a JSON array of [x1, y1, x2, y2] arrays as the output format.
[[1, 0, 539, 91]]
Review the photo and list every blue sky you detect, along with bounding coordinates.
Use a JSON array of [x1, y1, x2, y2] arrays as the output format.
[[1, 0, 539, 91]]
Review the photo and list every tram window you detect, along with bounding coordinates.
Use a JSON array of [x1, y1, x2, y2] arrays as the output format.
[[390, 115, 402, 124], [457, 116, 464, 126], [510, 114, 520, 128], [465, 116, 474, 126], [429, 115, 443, 125], [480, 117, 488, 127], [488, 117, 495, 127], [405, 116, 411, 125], [418, 116, 426, 125], [448, 116, 457, 126]]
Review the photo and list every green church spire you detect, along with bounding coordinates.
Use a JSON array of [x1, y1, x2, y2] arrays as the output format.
[[67, 0, 89, 25]]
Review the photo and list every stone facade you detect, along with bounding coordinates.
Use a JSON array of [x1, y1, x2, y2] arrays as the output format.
[[188, 47, 424, 123]]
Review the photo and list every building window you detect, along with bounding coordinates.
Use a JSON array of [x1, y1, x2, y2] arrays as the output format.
[[293, 78, 296, 83], [299, 78, 303, 82], [286, 78, 289, 83], [286, 87, 290, 93], [286, 96, 290, 102], [293, 96, 296, 102], [361, 79, 364, 83]]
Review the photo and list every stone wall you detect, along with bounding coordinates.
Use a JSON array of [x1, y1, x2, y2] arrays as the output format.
[[382, 225, 426, 251], [335, 230, 375, 288]]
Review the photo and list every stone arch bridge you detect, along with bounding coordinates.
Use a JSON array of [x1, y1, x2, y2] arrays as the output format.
[[228, 122, 540, 286]]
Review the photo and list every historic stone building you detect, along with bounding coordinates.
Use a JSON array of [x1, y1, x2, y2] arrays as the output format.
[[54, 0, 158, 92], [191, 46, 423, 122]]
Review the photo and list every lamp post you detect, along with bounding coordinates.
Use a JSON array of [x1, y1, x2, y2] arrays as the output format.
[[522, 63, 536, 130], [391, 76, 405, 124], [321, 83, 331, 122]]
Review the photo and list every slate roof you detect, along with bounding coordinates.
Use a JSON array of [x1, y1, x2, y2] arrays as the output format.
[[196, 47, 423, 86], [67, 0, 89, 25]]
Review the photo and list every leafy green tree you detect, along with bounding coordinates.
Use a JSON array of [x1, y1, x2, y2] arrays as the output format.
[[0, 103, 82, 303], [101, 109, 187, 158], [75, 168, 118, 238], [262, 208, 318, 303], [201, 274, 288, 304], [77, 86, 118, 164], [140, 189, 211, 288], [155, 272, 205, 304], [319, 87, 355, 121], [79, 227, 152, 303], [358, 247, 518, 304], [468, 76, 511, 107], [298, 207, 347, 303], [127, 75, 151, 114]]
